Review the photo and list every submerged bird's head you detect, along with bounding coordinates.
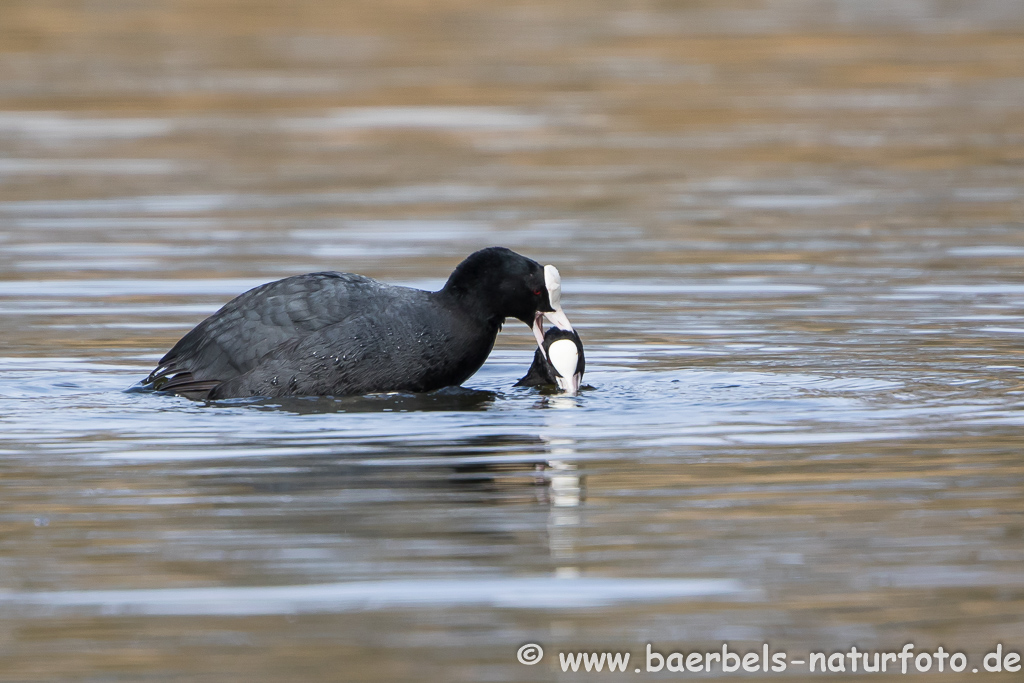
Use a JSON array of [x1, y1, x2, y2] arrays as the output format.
[[442, 246, 574, 351], [515, 326, 585, 395]]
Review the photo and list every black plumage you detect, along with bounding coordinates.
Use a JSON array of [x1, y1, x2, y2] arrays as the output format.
[[143, 247, 559, 400]]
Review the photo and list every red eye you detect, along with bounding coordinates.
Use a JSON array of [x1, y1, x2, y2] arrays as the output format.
[[533, 289, 542, 296]]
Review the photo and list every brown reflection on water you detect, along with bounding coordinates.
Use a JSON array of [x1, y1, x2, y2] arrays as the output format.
[[1, 1, 1024, 682]]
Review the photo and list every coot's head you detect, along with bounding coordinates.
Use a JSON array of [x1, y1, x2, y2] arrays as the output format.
[[443, 247, 574, 348], [515, 326, 585, 394]]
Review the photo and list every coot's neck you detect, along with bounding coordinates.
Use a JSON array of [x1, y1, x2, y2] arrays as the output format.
[[435, 269, 506, 331], [434, 283, 504, 330]]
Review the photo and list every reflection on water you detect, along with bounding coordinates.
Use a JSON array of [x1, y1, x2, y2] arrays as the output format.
[[2, 0, 1024, 681], [126, 386, 500, 415]]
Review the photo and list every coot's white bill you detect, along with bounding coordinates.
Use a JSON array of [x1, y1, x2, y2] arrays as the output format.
[[530, 264, 574, 351]]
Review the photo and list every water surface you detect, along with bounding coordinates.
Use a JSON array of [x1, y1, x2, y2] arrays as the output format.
[[1, 1, 1023, 681]]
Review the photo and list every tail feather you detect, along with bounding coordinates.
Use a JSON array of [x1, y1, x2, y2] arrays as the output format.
[[146, 370, 222, 399]]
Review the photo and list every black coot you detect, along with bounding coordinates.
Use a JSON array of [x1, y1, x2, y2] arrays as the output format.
[[143, 247, 574, 399], [515, 326, 585, 394]]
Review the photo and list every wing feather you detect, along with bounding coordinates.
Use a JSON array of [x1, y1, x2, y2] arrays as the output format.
[[145, 272, 389, 389]]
